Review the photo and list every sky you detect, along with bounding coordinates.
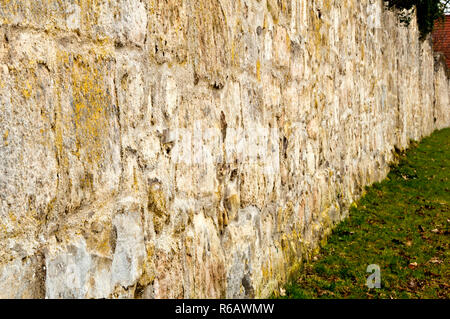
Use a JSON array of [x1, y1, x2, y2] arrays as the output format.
[[443, 0, 450, 14]]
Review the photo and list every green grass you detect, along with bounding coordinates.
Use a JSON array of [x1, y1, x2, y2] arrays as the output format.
[[282, 128, 450, 299]]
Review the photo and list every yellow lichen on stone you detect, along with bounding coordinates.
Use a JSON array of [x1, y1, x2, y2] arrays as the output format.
[[3, 130, 8, 145], [148, 184, 168, 234], [70, 55, 110, 165], [256, 59, 261, 82]]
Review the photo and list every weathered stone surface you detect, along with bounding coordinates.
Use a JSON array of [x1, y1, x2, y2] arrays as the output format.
[[0, 0, 449, 298]]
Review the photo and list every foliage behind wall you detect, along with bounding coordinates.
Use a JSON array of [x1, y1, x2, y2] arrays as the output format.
[[386, 0, 449, 38]]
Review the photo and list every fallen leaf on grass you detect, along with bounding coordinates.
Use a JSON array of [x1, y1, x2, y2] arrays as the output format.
[[440, 283, 450, 289], [429, 257, 443, 264], [408, 279, 417, 289], [316, 289, 326, 296], [408, 262, 418, 269]]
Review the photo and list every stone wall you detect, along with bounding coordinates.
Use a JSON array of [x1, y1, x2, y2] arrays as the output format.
[[0, 0, 448, 298]]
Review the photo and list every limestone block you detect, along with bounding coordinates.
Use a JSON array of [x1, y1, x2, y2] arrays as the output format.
[[111, 199, 146, 289]]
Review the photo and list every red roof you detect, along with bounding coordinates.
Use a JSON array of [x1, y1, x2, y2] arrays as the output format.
[[432, 15, 450, 69]]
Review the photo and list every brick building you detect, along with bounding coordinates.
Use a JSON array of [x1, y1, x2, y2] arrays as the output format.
[[432, 14, 450, 69]]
